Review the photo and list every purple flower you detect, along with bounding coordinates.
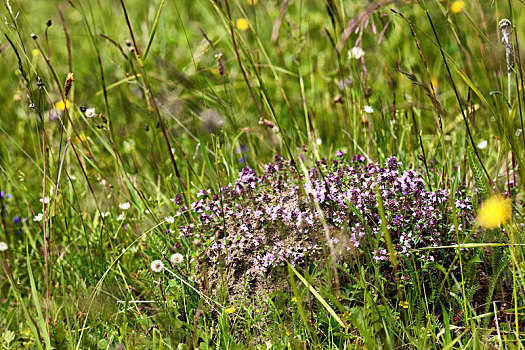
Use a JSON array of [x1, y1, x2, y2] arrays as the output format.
[[353, 154, 365, 162], [0, 191, 12, 200]]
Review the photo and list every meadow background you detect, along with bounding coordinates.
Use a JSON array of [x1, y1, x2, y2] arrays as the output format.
[[1, 0, 525, 348]]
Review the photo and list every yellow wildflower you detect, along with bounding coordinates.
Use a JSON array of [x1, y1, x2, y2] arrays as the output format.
[[291, 297, 297, 302], [342, 311, 352, 319], [286, 331, 291, 336], [399, 301, 409, 309], [477, 195, 511, 229], [32, 49, 40, 56], [247, 0, 258, 4], [236, 18, 249, 31], [451, 1, 465, 14], [431, 76, 438, 89], [55, 99, 71, 111], [225, 307, 236, 314]]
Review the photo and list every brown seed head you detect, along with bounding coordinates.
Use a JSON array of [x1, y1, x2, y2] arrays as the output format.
[[64, 72, 74, 98]]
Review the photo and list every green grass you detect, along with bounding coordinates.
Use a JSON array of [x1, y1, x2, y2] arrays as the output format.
[[1, 0, 525, 348]]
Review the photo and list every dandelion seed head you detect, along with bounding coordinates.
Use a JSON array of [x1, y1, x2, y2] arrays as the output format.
[[150, 260, 164, 273], [170, 253, 184, 265]]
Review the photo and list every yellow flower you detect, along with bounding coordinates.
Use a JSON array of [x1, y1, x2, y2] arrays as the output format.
[[399, 301, 409, 309], [477, 195, 511, 229], [247, 0, 258, 4], [431, 76, 438, 89], [55, 99, 71, 111], [451, 1, 465, 14], [32, 49, 40, 56], [225, 307, 236, 314], [291, 297, 297, 302], [286, 331, 291, 336], [236, 18, 249, 31]]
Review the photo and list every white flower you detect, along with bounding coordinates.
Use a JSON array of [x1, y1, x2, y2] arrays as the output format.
[[477, 140, 488, 149], [164, 216, 175, 224], [316, 138, 322, 145], [364, 105, 374, 114], [34, 213, 44, 221], [170, 253, 184, 265], [0, 242, 7, 252], [150, 260, 164, 273], [145, 209, 151, 214], [348, 46, 365, 60], [119, 202, 131, 210], [101, 212, 110, 218], [116, 213, 124, 221], [39, 197, 50, 204], [85, 108, 96, 118]]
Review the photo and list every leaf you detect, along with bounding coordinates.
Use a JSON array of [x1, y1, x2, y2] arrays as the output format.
[[467, 146, 489, 203], [142, 0, 166, 61]]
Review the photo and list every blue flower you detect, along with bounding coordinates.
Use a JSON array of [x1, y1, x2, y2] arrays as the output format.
[[0, 191, 12, 200]]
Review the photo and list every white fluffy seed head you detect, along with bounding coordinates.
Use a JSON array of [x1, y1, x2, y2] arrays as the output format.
[[150, 260, 164, 273], [170, 253, 184, 265], [85, 108, 96, 118], [0, 242, 7, 252]]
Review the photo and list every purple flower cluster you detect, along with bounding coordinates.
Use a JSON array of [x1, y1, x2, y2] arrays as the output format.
[[170, 154, 472, 273]]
